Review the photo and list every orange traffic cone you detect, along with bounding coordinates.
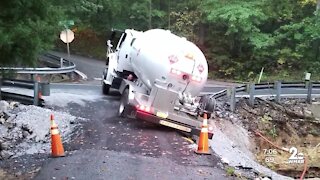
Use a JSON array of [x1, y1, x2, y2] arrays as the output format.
[[195, 113, 211, 155], [50, 114, 65, 157]]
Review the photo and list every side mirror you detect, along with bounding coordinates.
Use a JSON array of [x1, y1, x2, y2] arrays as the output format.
[[106, 57, 109, 66], [106, 40, 113, 48]]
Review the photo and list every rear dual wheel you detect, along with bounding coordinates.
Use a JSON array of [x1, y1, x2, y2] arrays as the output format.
[[198, 95, 216, 119]]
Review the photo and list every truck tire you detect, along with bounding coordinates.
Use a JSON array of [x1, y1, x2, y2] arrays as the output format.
[[198, 95, 216, 119], [102, 81, 110, 95], [118, 88, 129, 117]]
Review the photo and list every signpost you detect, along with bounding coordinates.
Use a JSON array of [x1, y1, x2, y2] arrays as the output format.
[[60, 29, 74, 57], [59, 20, 75, 57]]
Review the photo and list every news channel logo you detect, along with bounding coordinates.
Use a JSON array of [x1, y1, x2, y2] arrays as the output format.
[[263, 147, 304, 164]]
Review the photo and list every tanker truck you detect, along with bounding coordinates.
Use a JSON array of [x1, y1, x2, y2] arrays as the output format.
[[102, 29, 215, 138]]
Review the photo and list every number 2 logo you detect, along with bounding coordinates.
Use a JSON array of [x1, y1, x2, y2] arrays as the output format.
[[289, 147, 304, 160]]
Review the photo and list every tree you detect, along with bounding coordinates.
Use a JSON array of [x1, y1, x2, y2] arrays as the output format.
[[168, 0, 202, 42], [0, 0, 62, 67], [201, 0, 320, 80]]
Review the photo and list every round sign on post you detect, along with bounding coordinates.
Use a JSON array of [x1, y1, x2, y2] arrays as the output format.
[[60, 29, 74, 43], [60, 29, 74, 57]]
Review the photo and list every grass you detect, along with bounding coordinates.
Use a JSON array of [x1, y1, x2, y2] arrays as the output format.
[[225, 166, 235, 176], [268, 125, 278, 139]]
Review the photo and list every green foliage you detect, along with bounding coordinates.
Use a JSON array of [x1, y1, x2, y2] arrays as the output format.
[[170, 10, 201, 41], [2, 0, 320, 80], [0, 0, 62, 66], [268, 125, 278, 139], [225, 166, 235, 176], [202, 0, 320, 80]]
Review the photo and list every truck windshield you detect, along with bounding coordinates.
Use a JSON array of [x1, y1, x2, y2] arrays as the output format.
[[107, 30, 123, 51]]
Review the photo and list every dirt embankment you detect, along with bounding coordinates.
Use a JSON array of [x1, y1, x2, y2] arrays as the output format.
[[229, 98, 320, 178]]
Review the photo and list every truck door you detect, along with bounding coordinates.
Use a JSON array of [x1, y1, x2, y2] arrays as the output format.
[[116, 32, 133, 72]]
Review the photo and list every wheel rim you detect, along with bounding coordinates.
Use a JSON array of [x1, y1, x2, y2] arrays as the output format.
[[119, 102, 124, 115]]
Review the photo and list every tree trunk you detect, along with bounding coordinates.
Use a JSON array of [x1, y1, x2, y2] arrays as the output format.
[[198, 23, 205, 46]]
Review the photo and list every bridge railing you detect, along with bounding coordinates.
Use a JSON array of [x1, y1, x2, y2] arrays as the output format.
[[0, 78, 49, 106], [211, 81, 320, 112], [0, 53, 74, 106], [0, 53, 76, 74]]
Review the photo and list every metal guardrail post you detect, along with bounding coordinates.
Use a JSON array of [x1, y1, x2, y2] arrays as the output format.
[[230, 87, 236, 112], [249, 83, 255, 106], [60, 58, 64, 68], [305, 80, 310, 89], [275, 81, 281, 103], [33, 81, 39, 106], [246, 84, 250, 93], [307, 82, 312, 104]]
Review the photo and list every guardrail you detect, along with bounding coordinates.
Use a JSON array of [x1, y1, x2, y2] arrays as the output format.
[[211, 81, 320, 112], [0, 78, 49, 106], [0, 53, 76, 74]]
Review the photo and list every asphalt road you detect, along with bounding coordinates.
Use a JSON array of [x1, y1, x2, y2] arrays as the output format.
[[49, 51, 106, 81], [33, 87, 228, 180]]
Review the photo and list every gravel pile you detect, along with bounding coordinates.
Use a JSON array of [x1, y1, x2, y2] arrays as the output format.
[[0, 100, 83, 160]]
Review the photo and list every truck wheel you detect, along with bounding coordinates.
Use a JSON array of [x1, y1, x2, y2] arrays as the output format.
[[118, 88, 129, 117], [198, 95, 215, 119], [102, 82, 110, 95]]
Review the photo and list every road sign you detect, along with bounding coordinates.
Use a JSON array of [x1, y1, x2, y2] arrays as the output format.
[[59, 20, 74, 29], [60, 29, 74, 43]]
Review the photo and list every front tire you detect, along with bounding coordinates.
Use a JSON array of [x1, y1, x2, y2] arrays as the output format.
[[102, 81, 110, 95], [118, 88, 129, 117]]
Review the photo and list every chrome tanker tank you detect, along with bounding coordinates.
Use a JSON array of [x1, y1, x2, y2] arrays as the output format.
[[129, 29, 208, 96]]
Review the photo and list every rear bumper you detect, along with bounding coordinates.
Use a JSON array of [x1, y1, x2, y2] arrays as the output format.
[[135, 110, 213, 139]]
